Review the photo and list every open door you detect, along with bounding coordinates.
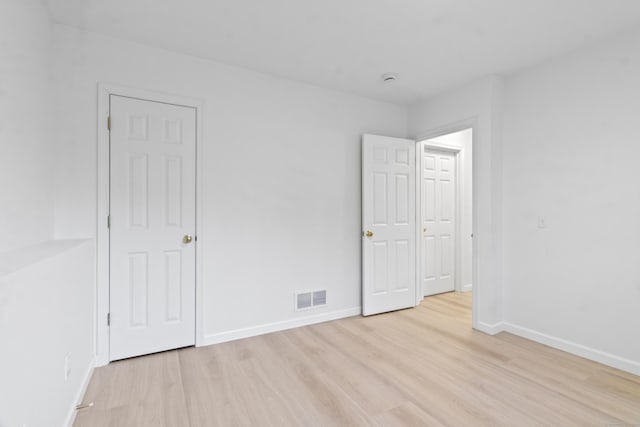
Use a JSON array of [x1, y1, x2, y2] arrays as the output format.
[[362, 134, 416, 316], [109, 95, 197, 360]]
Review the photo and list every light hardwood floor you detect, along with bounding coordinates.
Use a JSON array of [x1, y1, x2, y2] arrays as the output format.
[[75, 292, 640, 426]]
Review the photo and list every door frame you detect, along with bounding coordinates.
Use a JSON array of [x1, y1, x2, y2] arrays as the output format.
[[96, 83, 204, 366], [416, 143, 462, 298], [413, 119, 478, 330]]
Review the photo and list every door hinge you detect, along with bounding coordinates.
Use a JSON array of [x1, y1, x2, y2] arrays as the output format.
[[107, 116, 111, 131], [107, 312, 111, 326], [107, 215, 110, 228]]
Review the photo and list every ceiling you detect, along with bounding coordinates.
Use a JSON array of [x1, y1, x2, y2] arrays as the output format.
[[46, 0, 640, 105]]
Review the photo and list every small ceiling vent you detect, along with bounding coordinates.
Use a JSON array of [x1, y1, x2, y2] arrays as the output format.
[[381, 73, 398, 83], [296, 290, 327, 311]]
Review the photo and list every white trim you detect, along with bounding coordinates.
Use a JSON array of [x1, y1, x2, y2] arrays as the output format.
[[202, 307, 361, 346], [413, 116, 478, 144], [413, 118, 480, 331], [414, 140, 422, 306], [419, 141, 462, 153], [96, 83, 204, 366], [503, 323, 640, 376], [477, 321, 505, 335], [461, 283, 472, 292], [473, 320, 640, 376], [64, 357, 95, 427]]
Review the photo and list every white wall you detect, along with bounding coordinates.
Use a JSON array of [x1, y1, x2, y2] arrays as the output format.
[[422, 128, 473, 292], [51, 26, 408, 349], [0, 0, 54, 251], [502, 27, 640, 373], [0, 4, 99, 426], [0, 240, 95, 427], [408, 77, 505, 331]]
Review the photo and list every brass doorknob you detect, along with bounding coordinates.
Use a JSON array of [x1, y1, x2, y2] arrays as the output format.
[[183, 235, 193, 244], [365, 230, 374, 238]]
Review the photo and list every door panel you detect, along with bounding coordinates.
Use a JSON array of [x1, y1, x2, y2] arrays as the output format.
[[395, 175, 409, 224], [373, 242, 388, 294], [128, 252, 148, 327], [109, 95, 196, 361], [422, 148, 456, 296], [395, 239, 410, 291], [362, 135, 416, 315], [164, 250, 183, 322]]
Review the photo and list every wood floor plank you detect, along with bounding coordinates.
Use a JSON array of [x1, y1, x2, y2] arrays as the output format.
[[75, 350, 189, 427], [74, 292, 640, 426], [371, 402, 446, 427], [287, 325, 409, 416]]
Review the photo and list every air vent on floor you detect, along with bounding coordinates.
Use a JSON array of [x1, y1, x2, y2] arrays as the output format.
[[295, 290, 327, 311]]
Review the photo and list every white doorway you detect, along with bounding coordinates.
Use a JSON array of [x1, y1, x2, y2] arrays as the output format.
[[104, 91, 200, 362], [419, 128, 473, 298], [421, 148, 457, 296], [361, 130, 472, 316], [363, 122, 481, 330]]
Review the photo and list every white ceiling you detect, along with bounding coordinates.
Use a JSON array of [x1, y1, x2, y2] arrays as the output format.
[[46, 0, 640, 105]]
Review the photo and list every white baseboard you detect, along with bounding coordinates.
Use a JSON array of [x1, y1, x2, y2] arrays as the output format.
[[461, 283, 472, 292], [503, 322, 640, 376], [95, 354, 109, 367], [65, 357, 95, 427], [202, 306, 362, 346], [476, 321, 505, 335]]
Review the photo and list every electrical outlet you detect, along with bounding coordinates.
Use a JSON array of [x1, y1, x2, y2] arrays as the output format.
[[64, 353, 71, 381], [537, 216, 548, 229]]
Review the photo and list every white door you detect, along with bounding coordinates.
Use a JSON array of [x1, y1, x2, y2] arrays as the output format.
[[422, 148, 456, 296], [109, 95, 196, 361], [362, 135, 416, 316]]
